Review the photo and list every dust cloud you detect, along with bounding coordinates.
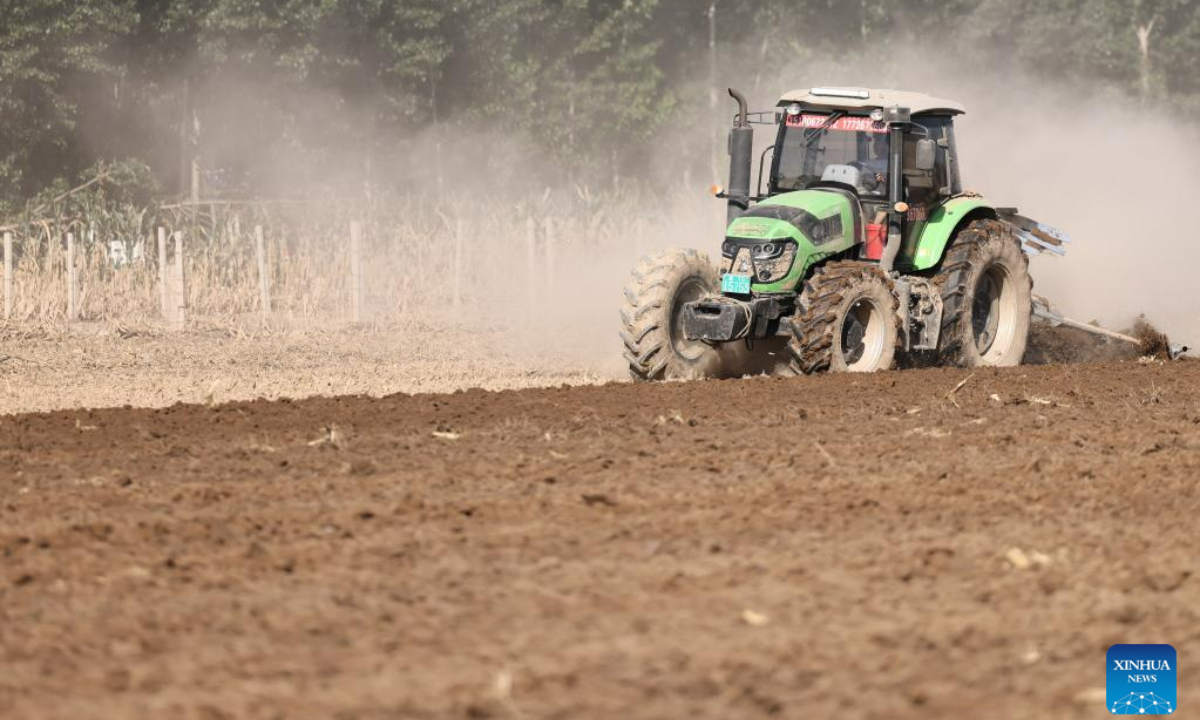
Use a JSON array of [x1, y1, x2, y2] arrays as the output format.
[[962, 92, 1199, 350], [576, 47, 1200, 365], [147, 44, 1199, 380]]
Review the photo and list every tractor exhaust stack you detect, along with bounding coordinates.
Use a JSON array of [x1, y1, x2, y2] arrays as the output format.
[[726, 88, 753, 224]]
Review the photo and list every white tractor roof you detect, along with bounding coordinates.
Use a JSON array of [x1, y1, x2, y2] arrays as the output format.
[[778, 87, 966, 115]]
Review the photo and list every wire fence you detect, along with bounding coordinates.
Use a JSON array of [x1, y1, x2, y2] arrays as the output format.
[[0, 189, 719, 334]]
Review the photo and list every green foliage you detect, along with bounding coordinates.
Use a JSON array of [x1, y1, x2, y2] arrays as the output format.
[[1, 0, 1198, 214], [0, 0, 136, 214]]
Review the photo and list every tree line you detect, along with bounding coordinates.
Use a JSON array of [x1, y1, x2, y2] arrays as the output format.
[[1, 0, 1197, 215]]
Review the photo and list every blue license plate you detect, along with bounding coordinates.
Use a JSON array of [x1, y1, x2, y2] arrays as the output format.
[[721, 273, 752, 294]]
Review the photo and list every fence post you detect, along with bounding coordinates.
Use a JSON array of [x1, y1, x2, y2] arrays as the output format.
[[350, 220, 363, 322], [525, 217, 537, 315], [3, 231, 12, 321], [255, 225, 271, 319], [543, 217, 556, 300], [157, 227, 169, 322], [171, 230, 187, 328], [66, 231, 77, 323], [453, 219, 464, 307]]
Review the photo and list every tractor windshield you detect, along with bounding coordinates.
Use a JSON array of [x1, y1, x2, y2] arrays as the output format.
[[772, 113, 888, 196]]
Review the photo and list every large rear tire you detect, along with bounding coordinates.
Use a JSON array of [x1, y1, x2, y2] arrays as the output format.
[[934, 219, 1032, 367], [620, 248, 730, 381], [789, 261, 900, 374]]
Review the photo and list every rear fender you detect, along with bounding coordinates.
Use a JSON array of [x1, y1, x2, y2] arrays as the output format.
[[906, 197, 997, 271]]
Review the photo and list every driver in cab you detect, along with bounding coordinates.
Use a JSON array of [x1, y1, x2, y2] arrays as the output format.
[[863, 133, 888, 190]]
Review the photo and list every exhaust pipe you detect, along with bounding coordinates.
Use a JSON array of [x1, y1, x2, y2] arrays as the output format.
[[726, 88, 753, 224]]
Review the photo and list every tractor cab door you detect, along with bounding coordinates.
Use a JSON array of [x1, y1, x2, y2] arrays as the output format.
[[898, 116, 962, 264]]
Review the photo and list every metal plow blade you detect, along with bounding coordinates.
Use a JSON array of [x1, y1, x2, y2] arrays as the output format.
[[998, 209, 1070, 257]]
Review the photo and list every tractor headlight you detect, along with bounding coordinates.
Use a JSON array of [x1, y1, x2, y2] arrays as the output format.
[[752, 242, 797, 284], [751, 243, 783, 260], [722, 239, 797, 285], [786, 103, 802, 116]]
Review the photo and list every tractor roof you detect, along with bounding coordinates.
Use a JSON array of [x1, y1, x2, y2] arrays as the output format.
[[778, 87, 966, 116]]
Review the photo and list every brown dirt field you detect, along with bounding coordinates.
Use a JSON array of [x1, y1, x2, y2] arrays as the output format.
[[0, 324, 614, 415], [2, 360, 1199, 719]]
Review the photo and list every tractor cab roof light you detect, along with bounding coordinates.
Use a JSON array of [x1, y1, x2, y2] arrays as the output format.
[[810, 87, 870, 99], [786, 103, 802, 116]]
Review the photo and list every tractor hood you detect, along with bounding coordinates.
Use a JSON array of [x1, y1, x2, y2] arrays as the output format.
[[727, 190, 854, 245], [723, 190, 859, 293]]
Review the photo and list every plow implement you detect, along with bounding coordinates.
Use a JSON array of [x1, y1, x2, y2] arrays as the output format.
[[1032, 296, 1189, 361], [1000, 210, 1188, 360], [999, 209, 1069, 258]]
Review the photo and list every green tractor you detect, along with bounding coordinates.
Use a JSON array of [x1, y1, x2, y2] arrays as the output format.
[[621, 86, 1075, 380]]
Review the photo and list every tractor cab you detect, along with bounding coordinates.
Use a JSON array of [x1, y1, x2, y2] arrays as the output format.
[[713, 86, 969, 301], [764, 88, 965, 260]]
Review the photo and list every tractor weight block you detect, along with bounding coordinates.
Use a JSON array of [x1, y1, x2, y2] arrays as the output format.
[[682, 298, 752, 342], [682, 296, 790, 343]]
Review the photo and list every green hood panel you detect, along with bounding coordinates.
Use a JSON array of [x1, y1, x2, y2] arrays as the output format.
[[758, 189, 847, 216], [725, 190, 858, 293], [726, 215, 799, 242]]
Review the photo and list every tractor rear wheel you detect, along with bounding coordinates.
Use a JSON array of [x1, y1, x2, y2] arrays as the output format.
[[789, 261, 900, 374], [934, 219, 1032, 367], [621, 248, 732, 381]]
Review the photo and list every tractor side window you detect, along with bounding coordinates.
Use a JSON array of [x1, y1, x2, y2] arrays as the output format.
[[911, 116, 962, 198], [902, 117, 960, 202], [902, 129, 938, 206]]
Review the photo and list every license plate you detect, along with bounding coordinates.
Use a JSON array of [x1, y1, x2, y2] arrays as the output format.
[[721, 273, 752, 294]]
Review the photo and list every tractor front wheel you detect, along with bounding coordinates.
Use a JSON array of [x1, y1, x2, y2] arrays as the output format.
[[934, 219, 1032, 367], [789, 261, 900, 374], [621, 248, 734, 382]]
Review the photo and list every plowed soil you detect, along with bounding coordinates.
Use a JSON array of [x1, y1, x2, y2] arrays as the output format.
[[3, 360, 1199, 719]]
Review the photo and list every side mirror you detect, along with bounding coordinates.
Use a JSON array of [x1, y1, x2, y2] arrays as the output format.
[[915, 139, 936, 172]]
